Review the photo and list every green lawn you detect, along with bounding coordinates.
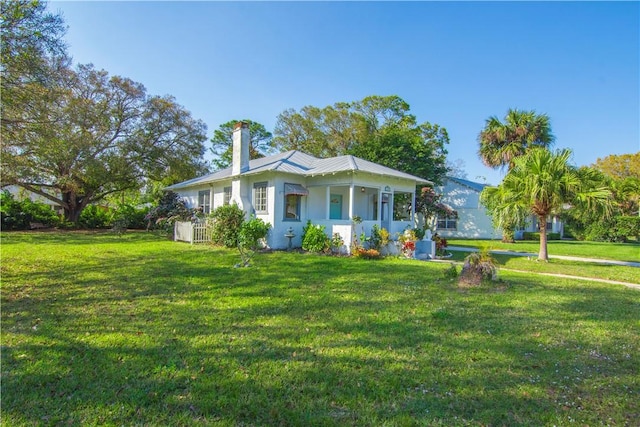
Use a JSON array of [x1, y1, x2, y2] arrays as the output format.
[[2, 232, 639, 426], [447, 239, 640, 263]]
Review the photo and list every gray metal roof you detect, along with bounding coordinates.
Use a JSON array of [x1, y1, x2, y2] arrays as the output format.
[[167, 150, 431, 190], [445, 176, 489, 193]]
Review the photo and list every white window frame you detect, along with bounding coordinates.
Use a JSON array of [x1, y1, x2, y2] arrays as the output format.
[[198, 190, 211, 214], [253, 182, 268, 213], [437, 216, 457, 231], [223, 186, 232, 206]]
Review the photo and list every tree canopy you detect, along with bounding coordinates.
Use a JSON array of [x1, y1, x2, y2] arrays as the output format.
[[478, 109, 555, 171], [272, 95, 449, 184], [1, 1, 208, 223], [210, 120, 273, 170], [593, 153, 640, 181], [1, 0, 69, 144]]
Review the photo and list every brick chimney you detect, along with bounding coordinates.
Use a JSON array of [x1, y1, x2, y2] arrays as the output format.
[[232, 121, 250, 175]]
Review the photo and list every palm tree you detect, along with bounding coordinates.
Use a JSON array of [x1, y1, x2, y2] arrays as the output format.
[[478, 108, 555, 241], [478, 109, 555, 170], [482, 148, 612, 261]]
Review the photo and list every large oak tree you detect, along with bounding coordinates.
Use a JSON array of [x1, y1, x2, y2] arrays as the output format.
[[2, 1, 208, 223], [2, 63, 208, 223]]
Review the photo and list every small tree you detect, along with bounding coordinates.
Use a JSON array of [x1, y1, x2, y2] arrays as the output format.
[[236, 216, 271, 267], [415, 186, 457, 231]]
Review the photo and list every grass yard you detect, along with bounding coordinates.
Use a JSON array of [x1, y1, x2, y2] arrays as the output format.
[[447, 239, 640, 263], [2, 232, 639, 426]]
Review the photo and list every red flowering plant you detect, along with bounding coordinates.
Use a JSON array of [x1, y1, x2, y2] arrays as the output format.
[[415, 186, 458, 231], [434, 234, 449, 256], [402, 240, 416, 258], [398, 229, 417, 258]]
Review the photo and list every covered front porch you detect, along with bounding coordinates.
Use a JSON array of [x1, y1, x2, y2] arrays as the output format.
[[305, 183, 416, 251]]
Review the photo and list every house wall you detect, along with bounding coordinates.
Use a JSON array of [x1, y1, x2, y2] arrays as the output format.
[[176, 172, 421, 250], [436, 179, 499, 239]]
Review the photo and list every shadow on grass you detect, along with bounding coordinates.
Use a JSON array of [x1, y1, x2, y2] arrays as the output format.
[[3, 234, 639, 425]]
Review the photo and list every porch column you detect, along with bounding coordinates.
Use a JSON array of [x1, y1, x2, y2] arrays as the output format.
[[411, 191, 417, 227], [326, 186, 331, 220], [348, 185, 354, 219]]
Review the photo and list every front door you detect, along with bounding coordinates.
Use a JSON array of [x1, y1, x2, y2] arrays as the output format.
[[330, 194, 342, 219]]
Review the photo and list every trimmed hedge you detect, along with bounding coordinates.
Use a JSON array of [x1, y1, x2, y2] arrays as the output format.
[[521, 232, 561, 241]]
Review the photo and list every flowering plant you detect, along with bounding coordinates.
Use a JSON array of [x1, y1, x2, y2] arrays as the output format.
[[401, 240, 415, 258], [434, 234, 449, 256]]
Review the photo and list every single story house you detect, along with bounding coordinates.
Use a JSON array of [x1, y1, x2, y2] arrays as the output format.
[[167, 122, 431, 250], [434, 176, 563, 240]]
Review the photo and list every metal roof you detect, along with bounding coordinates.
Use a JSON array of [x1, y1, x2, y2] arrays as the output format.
[[167, 150, 431, 190], [445, 176, 490, 193]]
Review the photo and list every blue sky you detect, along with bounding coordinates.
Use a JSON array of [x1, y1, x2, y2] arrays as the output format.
[[51, 1, 639, 185]]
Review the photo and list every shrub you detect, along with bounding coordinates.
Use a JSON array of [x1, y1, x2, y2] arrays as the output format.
[[521, 232, 561, 241], [210, 204, 245, 248], [111, 204, 150, 230], [459, 249, 498, 286], [79, 205, 111, 229], [443, 263, 458, 280], [616, 216, 640, 241], [369, 224, 383, 251], [434, 234, 449, 256], [330, 232, 344, 254], [354, 248, 382, 259], [146, 191, 192, 233], [379, 227, 390, 247], [0, 191, 60, 230], [413, 228, 426, 240], [401, 240, 415, 258], [302, 221, 330, 253]]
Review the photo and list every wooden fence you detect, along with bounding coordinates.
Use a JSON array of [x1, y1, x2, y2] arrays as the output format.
[[174, 221, 212, 244]]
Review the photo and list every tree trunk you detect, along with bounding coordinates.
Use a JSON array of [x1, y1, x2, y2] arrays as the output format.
[[538, 215, 548, 261], [62, 191, 88, 225]]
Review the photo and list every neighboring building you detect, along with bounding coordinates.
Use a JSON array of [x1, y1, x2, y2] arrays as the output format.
[[167, 122, 431, 250], [434, 177, 497, 239], [434, 176, 563, 240], [2, 185, 63, 215]]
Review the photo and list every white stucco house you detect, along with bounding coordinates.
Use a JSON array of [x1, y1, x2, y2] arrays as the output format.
[[434, 176, 563, 240], [167, 122, 431, 250]]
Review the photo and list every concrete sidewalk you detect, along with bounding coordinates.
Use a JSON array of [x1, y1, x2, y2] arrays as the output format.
[[447, 246, 640, 268]]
